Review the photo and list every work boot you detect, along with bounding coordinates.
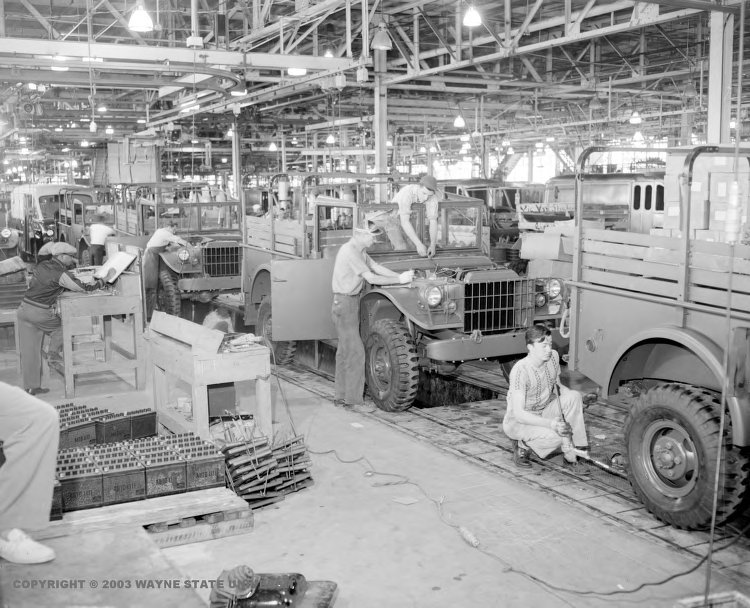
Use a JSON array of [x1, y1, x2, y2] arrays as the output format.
[[511, 440, 532, 469]]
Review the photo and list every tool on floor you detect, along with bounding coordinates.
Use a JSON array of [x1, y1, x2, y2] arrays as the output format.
[[209, 566, 337, 608]]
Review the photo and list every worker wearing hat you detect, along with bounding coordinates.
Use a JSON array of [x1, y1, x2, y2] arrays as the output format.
[[16, 242, 105, 395], [389, 174, 440, 257], [331, 214, 414, 407]]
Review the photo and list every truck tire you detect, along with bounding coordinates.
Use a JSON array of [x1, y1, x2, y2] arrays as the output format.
[[257, 297, 296, 364], [624, 382, 749, 529], [157, 269, 182, 316], [364, 319, 419, 412], [80, 248, 91, 266]]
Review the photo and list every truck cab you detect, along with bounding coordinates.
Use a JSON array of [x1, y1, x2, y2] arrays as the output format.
[[55, 187, 114, 265], [112, 182, 241, 315], [8, 183, 69, 261]]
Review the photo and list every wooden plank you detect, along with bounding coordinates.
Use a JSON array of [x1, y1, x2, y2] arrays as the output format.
[[581, 268, 678, 298], [690, 251, 750, 276], [691, 268, 750, 294], [149, 510, 254, 548], [273, 242, 298, 255], [582, 227, 680, 249], [274, 233, 298, 246], [692, 238, 750, 259], [35, 488, 249, 539], [690, 286, 750, 313], [582, 252, 678, 281], [149, 311, 224, 353]]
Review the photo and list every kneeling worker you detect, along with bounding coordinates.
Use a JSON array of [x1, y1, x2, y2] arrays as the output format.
[[17, 242, 105, 395], [331, 213, 414, 407], [503, 325, 588, 468]]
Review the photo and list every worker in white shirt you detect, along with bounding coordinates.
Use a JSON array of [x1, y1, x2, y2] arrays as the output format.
[[143, 224, 189, 318], [87, 215, 116, 265]]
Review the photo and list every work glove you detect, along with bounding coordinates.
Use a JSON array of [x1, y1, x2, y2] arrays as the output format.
[[398, 270, 414, 284]]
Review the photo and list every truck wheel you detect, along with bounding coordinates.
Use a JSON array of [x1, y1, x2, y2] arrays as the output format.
[[80, 249, 91, 266], [365, 319, 419, 412], [624, 382, 749, 529], [257, 297, 296, 364], [157, 270, 181, 316]]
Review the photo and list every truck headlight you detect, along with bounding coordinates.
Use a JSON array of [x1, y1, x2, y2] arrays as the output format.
[[46, 229, 54, 237], [547, 279, 562, 299], [177, 248, 190, 262], [423, 286, 443, 307], [0, 228, 10, 239], [535, 292, 548, 308]]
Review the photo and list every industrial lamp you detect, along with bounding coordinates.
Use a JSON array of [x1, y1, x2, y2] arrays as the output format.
[[326, 133, 336, 144], [371, 23, 392, 51], [268, 142, 278, 152], [463, 5, 482, 27], [453, 114, 466, 129], [629, 110, 642, 125], [128, 3, 154, 33], [683, 81, 698, 100]]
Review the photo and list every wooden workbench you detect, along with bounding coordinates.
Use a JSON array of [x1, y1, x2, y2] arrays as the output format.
[[146, 312, 272, 441], [59, 274, 145, 397]]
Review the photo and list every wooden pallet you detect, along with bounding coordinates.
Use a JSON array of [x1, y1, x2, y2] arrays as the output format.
[[37, 487, 253, 547]]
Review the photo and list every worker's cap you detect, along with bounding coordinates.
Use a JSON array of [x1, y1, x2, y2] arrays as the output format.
[[354, 210, 387, 236], [419, 174, 438, 193], [49, 242, 77, 257]]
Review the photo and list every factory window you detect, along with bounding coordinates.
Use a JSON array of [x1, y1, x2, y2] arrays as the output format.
[[633, 186, 641, 210], [74, 203, 83, 225]]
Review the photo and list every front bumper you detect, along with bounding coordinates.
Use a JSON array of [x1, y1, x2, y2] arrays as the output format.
[[423, 329, 527, 361], [177, 276, 241, 292]]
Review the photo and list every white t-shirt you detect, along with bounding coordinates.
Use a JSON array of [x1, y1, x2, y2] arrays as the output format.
[[89, 223, 115, 246], [392, 184, 439, 221], [146, 228, 185, 249]]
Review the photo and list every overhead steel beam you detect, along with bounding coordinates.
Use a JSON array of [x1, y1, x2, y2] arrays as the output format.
[[635, 0, 740, 13], [384, 7, 701, 86]]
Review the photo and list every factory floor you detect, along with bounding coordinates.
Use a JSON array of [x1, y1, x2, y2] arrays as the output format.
[[0, 348, 746, 608]]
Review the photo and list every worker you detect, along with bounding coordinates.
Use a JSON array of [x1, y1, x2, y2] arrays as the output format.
[[143, 223, 188, 319], [331, 213, 414, 407], [503, 324, 588, 468], [386, 174, 440, 257], [87, 215, 116, 265], [16, 242, 105, 395], [0, 381, 59, 564]]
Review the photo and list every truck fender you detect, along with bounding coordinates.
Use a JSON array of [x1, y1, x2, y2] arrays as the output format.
[[243, 266, 272, 326], [607, 325, 750, 446], [158, 252, 201, 275], [361, 289, 425, 330]]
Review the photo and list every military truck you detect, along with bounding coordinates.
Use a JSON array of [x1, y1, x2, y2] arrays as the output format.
[[242, 174, 564, 412], [112, 182, 241, 315], [568, 145, 750, 529], [8, 183, 69, 261], [54, 186, 114, 265]]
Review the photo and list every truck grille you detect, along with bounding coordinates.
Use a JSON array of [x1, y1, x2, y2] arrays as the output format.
[[202, 243, 241, 277], [463, 279, 534, 335]]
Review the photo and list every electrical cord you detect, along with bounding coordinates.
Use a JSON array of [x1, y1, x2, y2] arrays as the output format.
[[258, 323, 744, 600]]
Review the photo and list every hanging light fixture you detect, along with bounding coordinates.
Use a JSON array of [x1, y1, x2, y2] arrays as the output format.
[[89, 120, 97, 133], [589, 96, 603, 111], [453, 113, 466, 129], [683, 80, 698, 100], [287, 56, 307, 77], [325, 133, 336, 145], [105, 125, 114, 135], [129, 3, 154, 33], [371, 23, 392, 51], [463, 5, 482, 27], [506, 146, 515, 155], [268, 141, 278, 152], [629, 110, 642, 125]]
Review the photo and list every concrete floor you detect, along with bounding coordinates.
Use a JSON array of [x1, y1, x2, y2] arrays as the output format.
[[0, 348, 747, 607]]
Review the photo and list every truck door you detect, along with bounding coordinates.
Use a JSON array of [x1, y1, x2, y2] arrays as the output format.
[[270, 257, 337, 340]]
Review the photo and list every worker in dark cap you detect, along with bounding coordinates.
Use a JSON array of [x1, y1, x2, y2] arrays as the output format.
[[330, 213, 413, 407], [16, 242, 105, 395], [389, 174, 440, 257]]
